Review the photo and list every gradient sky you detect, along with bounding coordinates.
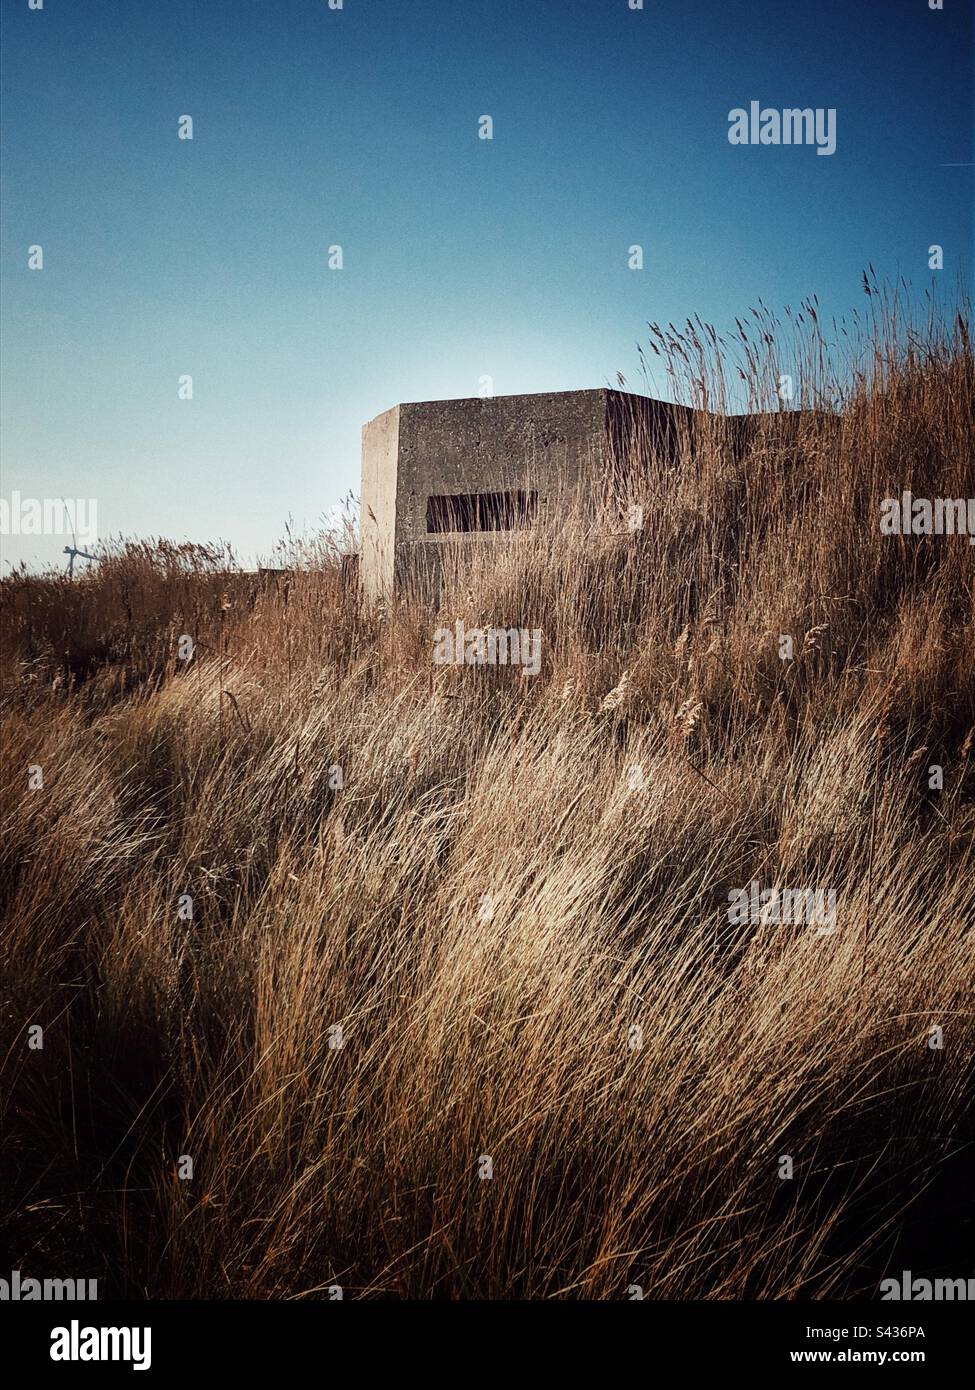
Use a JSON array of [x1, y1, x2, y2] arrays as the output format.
[[1, 0, 972, 570]]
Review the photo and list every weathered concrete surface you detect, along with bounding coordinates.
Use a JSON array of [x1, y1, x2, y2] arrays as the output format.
[[360, 388, 698, 602], [360, 403, 400, 603]]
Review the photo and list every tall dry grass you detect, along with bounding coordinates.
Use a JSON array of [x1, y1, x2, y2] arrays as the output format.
[[1, 284, 973, 1298]]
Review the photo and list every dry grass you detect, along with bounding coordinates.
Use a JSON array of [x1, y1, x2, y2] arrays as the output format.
[[1, 284, 973, 1298]]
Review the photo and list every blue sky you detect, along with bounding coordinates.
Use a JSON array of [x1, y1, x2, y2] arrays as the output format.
[[1, 0, 972, 570]]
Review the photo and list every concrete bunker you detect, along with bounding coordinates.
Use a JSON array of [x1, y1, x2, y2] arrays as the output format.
[[360, 387, 698, 602]]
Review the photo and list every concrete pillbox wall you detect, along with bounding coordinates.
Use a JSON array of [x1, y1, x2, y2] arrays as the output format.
[[360, 388, 700, 603]]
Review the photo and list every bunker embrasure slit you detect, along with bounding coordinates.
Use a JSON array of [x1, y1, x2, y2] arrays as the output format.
[[425, 489, 538, 534]]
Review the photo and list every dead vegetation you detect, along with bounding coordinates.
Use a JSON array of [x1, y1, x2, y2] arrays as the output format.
[[1, 284, 973, 1298]]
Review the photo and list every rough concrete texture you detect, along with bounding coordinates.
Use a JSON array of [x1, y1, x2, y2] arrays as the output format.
[[360, 388, 700, 602], [360, 403, 400, 602]]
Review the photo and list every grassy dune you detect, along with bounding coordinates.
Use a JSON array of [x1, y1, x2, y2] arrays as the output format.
[[2, 289, 973, 1298]]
